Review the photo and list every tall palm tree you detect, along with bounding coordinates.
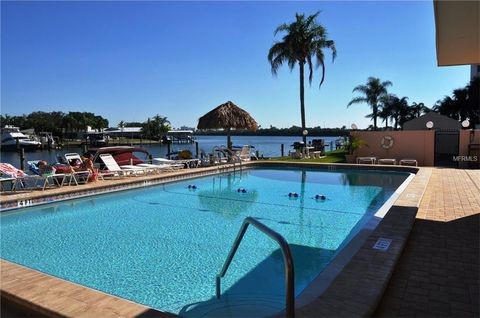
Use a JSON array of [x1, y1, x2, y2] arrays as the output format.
[[268, 12, 336, 144], [347, 77, 392, 130]]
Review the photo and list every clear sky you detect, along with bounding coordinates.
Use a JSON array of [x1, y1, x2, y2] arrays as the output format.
[[1, 1, 469, 130]]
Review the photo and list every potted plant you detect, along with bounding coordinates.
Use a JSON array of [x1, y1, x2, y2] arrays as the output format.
[[344, 135, 368, 163]]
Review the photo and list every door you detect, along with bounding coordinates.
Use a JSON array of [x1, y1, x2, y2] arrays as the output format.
[[435, 131, 459, 167]]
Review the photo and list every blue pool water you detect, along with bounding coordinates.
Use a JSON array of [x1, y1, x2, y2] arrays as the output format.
[[0, 168, 409, 317]]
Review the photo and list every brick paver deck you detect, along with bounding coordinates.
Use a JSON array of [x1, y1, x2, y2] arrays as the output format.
[[375, 168, 480, 317]]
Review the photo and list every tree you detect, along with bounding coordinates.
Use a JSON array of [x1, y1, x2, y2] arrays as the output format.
[[466, 76, 480, 126], [410, 102, 430, 118], [391, 96, 410, 129], [433, 77, 480, 126], [347, 77, 392, 130], [141, 115, 171, 140], [378, 95, 395, 129], [268, 11, 336, 144]]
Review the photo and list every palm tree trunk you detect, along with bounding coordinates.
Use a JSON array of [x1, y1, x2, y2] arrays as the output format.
[[373, 105, 378, 131], [299, 62, 307, 144]]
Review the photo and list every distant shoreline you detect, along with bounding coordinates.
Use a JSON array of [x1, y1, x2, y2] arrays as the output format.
[[194, 131, 349, 137]]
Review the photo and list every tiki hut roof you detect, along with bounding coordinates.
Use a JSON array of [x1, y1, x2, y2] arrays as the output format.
[[197, 101, 258, 131]]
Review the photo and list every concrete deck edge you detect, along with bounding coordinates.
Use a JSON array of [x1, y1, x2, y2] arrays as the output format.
[[0, 259, 174, 318]]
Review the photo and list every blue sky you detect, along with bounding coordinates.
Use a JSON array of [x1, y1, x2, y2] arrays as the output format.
[[1, 1, 469, 129]]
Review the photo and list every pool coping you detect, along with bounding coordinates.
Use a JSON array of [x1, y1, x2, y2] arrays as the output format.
[[1, 161, 430, 317]]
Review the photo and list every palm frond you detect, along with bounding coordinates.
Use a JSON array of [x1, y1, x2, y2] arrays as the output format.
[[306, 56, 314, 85], [274, 23, 290, 36], [318, 59, 325, 88], [382, 80, 393, 88], [352, 84, 368, 94], [347, 97, 368, 107]]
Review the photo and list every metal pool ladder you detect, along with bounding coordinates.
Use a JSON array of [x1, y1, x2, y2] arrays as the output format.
[[215, 217, 295, 318]]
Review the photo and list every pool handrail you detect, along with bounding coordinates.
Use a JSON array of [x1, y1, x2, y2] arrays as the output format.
[[216, 216, 295, 318]]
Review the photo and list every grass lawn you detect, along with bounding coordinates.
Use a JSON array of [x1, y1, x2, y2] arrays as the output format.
[[268, 149, 347, 163]]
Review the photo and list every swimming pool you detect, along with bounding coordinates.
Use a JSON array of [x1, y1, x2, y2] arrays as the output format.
[[0, 167, 411, 317]]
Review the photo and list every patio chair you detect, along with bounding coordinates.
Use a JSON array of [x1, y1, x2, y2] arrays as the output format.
[[211, 146, 231, 164], [137, 162, 183, 173], [152, 158, 196, 169], [0, 176, 17, 191], [198, 150, 213, 167], [99, 154, 145, 176], [0, 163, 53, 191], [27, 160, 66, 189], [63, 153, 93, 184], [399, 158, 418, 166], [123, 163, 159, 174], [356, 156, 377, 164], [378, 158, 397, 165], [235, 145, 257, 161]]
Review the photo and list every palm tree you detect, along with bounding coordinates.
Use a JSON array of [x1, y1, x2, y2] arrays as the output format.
[[378, 94, 396, 129], [347, 77, 392, 130], [410, 102, 430, 118], [433, 94, 462, 120], [466, 76, 480, 125], [268, 12, 336, 144], [393, 96, 410, 129], [433, 77, 479, 125]]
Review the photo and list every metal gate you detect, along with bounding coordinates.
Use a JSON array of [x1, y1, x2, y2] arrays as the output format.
[[435, 131, 459, 167]]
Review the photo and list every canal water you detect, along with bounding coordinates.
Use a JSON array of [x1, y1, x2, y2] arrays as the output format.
[[1, 135, 343, 167]]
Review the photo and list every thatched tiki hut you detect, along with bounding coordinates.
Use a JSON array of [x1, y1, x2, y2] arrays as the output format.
[[197, 101, 258, 149]]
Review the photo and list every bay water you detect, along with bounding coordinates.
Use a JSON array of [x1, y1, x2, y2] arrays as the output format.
[[1, 135, 343, 167]]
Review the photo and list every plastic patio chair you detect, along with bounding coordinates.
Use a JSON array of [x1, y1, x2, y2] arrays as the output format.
[[99, 154, 145, 176]]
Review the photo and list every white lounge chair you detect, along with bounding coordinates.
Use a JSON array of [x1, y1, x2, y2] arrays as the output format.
[[27, 160, 67, 189], [235, 145, 257, 161], [399, 158, 418, 166], [152, 158, 195, 169], [0, 163, 57, 191], [136, 162, 182, 173], [99, 154, 145, 176], [63, 153, 94, 184], [356, 156, 377, 164]]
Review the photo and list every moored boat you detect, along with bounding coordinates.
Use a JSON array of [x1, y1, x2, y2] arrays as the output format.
[[88, 146, 151, 169], [1, 126, 41, 151]]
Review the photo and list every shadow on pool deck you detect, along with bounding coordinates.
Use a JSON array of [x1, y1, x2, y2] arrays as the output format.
[[374, 214, 480, 317], [374, 168, 480, 317]]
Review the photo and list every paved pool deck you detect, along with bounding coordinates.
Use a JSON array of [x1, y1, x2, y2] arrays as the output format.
[[1, 163, 478, 317], [374, 168, 479, 318]]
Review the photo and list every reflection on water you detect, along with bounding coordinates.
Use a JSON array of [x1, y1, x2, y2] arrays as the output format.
[[197, 172, 259, 218]]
